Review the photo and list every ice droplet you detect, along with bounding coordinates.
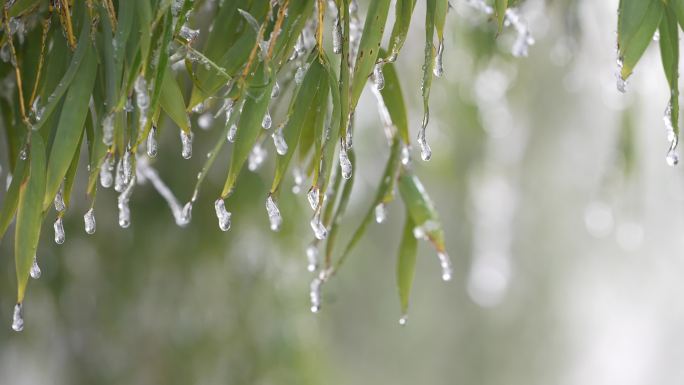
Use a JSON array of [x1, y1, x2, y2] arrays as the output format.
[[438, 251, 453, 281], [180, 25, 200, 41], [433, 40, 444, 77], [114, 158, 126, 192], [147, 126, 158, 157], [295, 64, 308, 84], [375, 203, 387, 224], [373, 62, 385, 91], [400, 144, 411, 166], [54, 217, 65, 244], [306, 243, 318, 272], [261, 110, 272, 129], [100, 153, 114, 188], [272, 124, 288, 155], [30, 256, 41, 279], [54, 185, 66, 212], [84, 208, 96, 234], [11, 303, 23, 332], [181, 131, 194, 159], [666, 149, 679, 167], [248, 143, 267, 171], [214, 198, 232, 231], [265, 195, 282, 231], [307, 186, 320, 210], [122, 149, 133, 185], [19, 148, 27, 160], [179, 202, 193, 225], [117, 179, 134, 229], [339, 143, 352, 180], [227, 123, 238, 142], [332, 16, 342, 54], [310, 210, 328, 240], [271, 81, 280, 99], [417, 117, 432, 161]]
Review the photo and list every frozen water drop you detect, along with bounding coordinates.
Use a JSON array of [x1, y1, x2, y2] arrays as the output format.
[[147, 126, 158, 157], [271, 81, 280, 98], [272, 125, 288, 155], [227, 123, 238, 142], [102, 114, 114, 146], [214, 198, 232, 231], [295, 65, 308, 84], [375, 203, 387, 224], [122, 150, 133, 185], [30, 256, 41, 279], [373, 62, 385, 91], [666, 149, 679, 167], [114, 158, 125, 192], [54, 217, 65, 244], [310, 211, 328, 240], [265, 195, 282, 231], [261, 110, 272, 129], [433, 40, 444, 77], [54, 185, 66, 212], [332, 16, 342, 54], [180, 202, 193, 225], [339, 145, 352, 180], [438, 251, 453, 282], [84, 208, 96, 234], [100, 154, 114, 188], [306, 243, 318, 272], [307, 187, 320, 210], [181, 131, 194, 159], [11, 303, 23, 332], [417, 122, 432, 161], [180, 25, 200, 41]]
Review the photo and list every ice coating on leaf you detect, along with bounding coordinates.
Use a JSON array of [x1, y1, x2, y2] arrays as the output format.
[[339, 143, 352, 180], [117, 178, 135, 228], [271, 81, 280, 99], [332, 16, 342, 54], [84, 208, 96, 234], [227, 123, 238, 142], [265, 195, 282, 231], [373, 62, 385, 91], [417, 117, 432, 161], [401, 144, 411, 166], [30, 256, 41, 279], [102, 113, 114, 146], [310, 210, 328, 240], [248, 143, 267, 171], [181, 131, 194, 159], [179, 202, 193, 226], [306, 243, 318, 272], [100, 153, 114, 188], [134, 75, 150, 128], [123, 149, 133, 185], [147, 126, 158, 157], [433, 40, 444, 77], [214, 198, 232, 231], [438, 252, 453, 281], [54, 184, 66, 212], [54, 217, 65, 244], [271, 124, 288, 155], [31, 95, 44, 122], [180, 25, 200, 41], [261, 110, 272, 129], [295, 64, 308, 84], [375, 203, 387, 224], [307, 186, 320, 210], [664, 102, 679, 167], [114, 158, 126, 192], [11, 303, 23, 332]]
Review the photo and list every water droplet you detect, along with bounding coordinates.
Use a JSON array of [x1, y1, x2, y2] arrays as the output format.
[[375, 203, 387, 223], [417, 119, 432, 161], [54, 217, 65, 244], [272, 124, 288, 155], [310, 210, 328, 240], [332, 16, 342, 54], [261, 110, 272, 129], [433, 40, 444, 77], [227, 123, 238, 142], [84, 208, 96, 234], [147, 126, 158, 157], [100, 153, 114, 188], [114, 158, 126, 192], [307, 187, 320, 210], [373, 62, 385, 91], [248, 143, 267, 171], [11, 303, 23, 332], [214, 198, 232, 231], [339, 143, 352, 180], [54, 185, 66, 212], [438, 251, 453, 281], [666, 149, 679, 166], [306, 243, 318, 272], [398, 315, 408, 326], [30, 256, 41, 279], [265, 195, 282, 231], [271, 81, 280, 99], [181, 131, 194, 159]]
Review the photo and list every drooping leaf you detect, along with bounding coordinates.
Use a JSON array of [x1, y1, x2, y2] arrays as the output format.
[[160, 68, 190, 133], [0, 155, 28, 242], [397, 210, 417, 317], [386, 0, 417, 59], [378, 55, 409, 144], [495, 0, 508, 33], [397, 169, 446, 253], [617, 0, 663, 80], [659, 7, 679, 137]]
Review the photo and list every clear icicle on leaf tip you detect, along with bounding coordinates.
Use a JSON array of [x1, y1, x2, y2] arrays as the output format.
[[11, 303, 23, 332], [214, 198, 232, 231]]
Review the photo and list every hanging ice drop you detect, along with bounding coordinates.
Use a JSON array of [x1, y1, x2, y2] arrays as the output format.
[[100, 154, 114, 188], [84, 208, 96, 234], [307, 186, 320, 210], [271, 81, 280, 99], [11, 303, 23, 332], [310, 211, 328, 240], [122, 149, 133, 185], [114, 158, 125, 192], [438, 251, 453, 281], [265, 195, 282, 231], [339, 144, 352, 180], [227, 123, 238, 142], [214, 199, 232, 231], [30, 256, 41, 279], [147, 126, 158, 157], [181, 131, 193, 159], [180, 202, 193, 225], [54, 217, 65, 244], [332, 16, 342, 54], [272, 125, 288, 155], [102, 113, 114, 146], [261, 110, 272, 129], [417, 118, 432, 161], [433, 40, 444, 77], [373, 62, 385, 90], [54, 185, 66, 212], [374, 203, 387, 224], [306, 243, 318, 272]]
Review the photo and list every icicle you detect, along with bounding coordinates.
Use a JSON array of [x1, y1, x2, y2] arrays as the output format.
[[102, 113, 114, 146], [306, 243, 318, 272], [664, 102, 679, 166], [265, 195, 282, 231], [179, 202, 193, 226], [214, 198, 232, 231], [134, 75, 150, 128], [400, 144, 411, 166], [54, 185, 66, 212], [438, 251, 453, 281], [181, 131, 194, 159], [310, 210, 328, 240], [339, 142, 352, 180], [375, 203, 387, 223], [309, 270, 330, 313], [227, 123, 238, 142], [417, 116, 432, 161], [271, 81, 280, 99], [332, 16, 342, 54], [122, 149, 133, 185], [117, 179, 135, 228], [114, 158, 126, 192], [30, 256, 41, 279], [100, 153, 114, 188], [272, 124, 288, 155], [147, 126, 158, 157], [295, 64, 308, 84], [261, 110, 272, 129], [11, 303, 23, 332], [307, 186, 320, 210], [248, 143, 267, 171], [54, 217, 65, 244], [84, 208, 96, 234], [373, 62, 385, 91], [433, 40, 444, 77]]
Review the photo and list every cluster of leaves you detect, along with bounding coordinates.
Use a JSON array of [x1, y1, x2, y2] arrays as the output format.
[[0, 0, 529, 326]]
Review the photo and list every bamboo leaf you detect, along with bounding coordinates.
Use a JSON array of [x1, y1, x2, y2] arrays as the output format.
[[15, 134, 46, 304], [495, 0, 508, 33], [397, 169, 445, 252], [386, 0, 417, 59], [160, 68, 190, 133], [660, 6, 679, 138], [43, 46, 97, 210], [378, 56, 409, 144], [0, 155, 28, 242], [617, 0, 663, 80], [317, 52, 341, 193], [397, 210, 417, 318]]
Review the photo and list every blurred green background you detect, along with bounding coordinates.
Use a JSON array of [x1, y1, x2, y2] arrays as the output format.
[[3, 0, 684, 384]]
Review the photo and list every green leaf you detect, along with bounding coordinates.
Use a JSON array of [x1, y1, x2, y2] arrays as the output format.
[[386, 0, 417, 59], [160, 68, 190, 133], [326, 150, 356, 262], [397, 210, 417, 317], [660, 6, 679, 137], [617, 0, 663, 80], [378, 55, 409, 144], [397, 169, 446, 252], [350, 0, 392, 109], [0, 155, 28, 242], [15, 135, 46, 304], [316, 53, 342, 193], [495, 0, 508, 33], [43, 45, 97, 211]]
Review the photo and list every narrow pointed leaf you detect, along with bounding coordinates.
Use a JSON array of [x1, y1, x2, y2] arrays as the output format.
[[617, 0, 663, 80], [379, 56, 409, 143], [397, 169, 446, 252], [660, 7, 679, 137], [0, 156, 28, 242], [495, 0, 508, 33], [386, 0, 417, 59], [160, 68, 190, 133], [397, 211, 417, 316]]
